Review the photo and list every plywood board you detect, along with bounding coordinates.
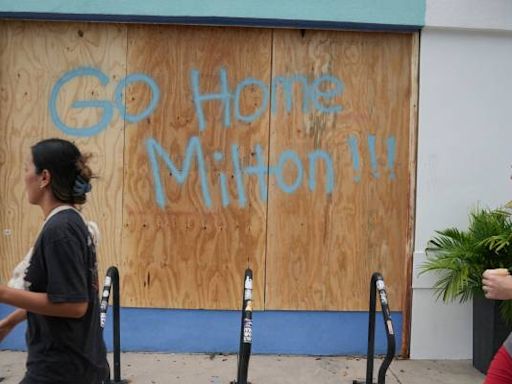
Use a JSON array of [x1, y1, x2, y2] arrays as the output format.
[[0, 21, 126, 286], [0, 21, 417, 315], [400, 32, 420, 357], [121, 25, 270, 309], [265, 30, 414, 310]]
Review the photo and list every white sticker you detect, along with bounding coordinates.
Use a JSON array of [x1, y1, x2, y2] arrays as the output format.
[[376, 280, 385, 290], [104, 276, 112, 287], [243, 319, 253, 343], [244, 276, 253, 289], [102, 289, 110, 298], [387, 319, 394, 335], [244, 289, 252, 300]]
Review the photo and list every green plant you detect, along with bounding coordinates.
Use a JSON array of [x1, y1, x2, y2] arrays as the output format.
[[420, 206, 512, 323]]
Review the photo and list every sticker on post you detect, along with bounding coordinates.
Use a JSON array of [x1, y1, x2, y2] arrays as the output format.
[[243, 319, 253, 343], [387, 319, 394, 335]]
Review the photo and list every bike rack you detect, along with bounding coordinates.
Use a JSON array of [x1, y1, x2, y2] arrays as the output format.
[[231, 268, 253, 384], [353, 272, 396, 384], [100, 266, 128, 384]]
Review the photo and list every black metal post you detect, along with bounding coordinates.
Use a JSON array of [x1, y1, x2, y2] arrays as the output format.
[[232, 268, 253, 384], [100, 266, 127, 384], [353, 272, 396, 384], [376, 274, 395, 384], [366, 273, 378, 384]]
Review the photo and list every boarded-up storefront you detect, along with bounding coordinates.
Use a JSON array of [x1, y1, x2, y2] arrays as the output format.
[[0, 21, 417, 352]]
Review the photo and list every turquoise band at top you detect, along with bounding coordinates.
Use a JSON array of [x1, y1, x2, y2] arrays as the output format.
[[0, 0, 425, 29]]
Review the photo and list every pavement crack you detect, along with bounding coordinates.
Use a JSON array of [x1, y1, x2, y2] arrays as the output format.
[[389, 367, 403, 384]]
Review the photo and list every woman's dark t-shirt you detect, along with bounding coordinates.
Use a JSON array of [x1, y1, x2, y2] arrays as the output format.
[[22, 209, 108, 384]]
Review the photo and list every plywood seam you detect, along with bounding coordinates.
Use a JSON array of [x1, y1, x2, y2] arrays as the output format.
[[120, 25, 129, 287], [262, 28, 275, 312]]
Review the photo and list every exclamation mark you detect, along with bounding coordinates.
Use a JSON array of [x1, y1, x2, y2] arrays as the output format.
[[348, 135, 361, 182], [387, 136, 396, 181], [368, 135, 379, 179]]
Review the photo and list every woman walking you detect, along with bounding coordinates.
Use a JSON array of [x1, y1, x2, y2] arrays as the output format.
[[0, 138, 109, 383]]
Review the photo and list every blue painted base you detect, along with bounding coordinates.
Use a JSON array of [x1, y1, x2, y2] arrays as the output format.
[[0, 304, 401, 355]]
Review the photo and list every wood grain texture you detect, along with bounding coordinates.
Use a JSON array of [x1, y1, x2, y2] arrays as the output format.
[[265, 30, 415, 311], [0, 21, 126, 286], [400, 32, 420, 357], [0, 21, 417, 316], [121, 25, 270, 309]]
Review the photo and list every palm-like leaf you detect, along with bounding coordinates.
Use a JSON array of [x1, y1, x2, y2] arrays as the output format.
[[421, 206, 512, 323]]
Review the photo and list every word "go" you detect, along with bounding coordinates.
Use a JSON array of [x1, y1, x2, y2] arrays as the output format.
[[49, 67, 160, 137]]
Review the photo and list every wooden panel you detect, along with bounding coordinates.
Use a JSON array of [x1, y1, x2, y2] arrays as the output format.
[[265, 30, 414, 310], [121, 25, 270, 309], [0, 21, 126, 285], [401, 32, 420, 357], [0, 21, 416, 315]]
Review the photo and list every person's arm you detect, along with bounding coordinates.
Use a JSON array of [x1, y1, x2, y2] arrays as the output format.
[[482, 269, 512, 300], [0, 308, 27, 342], [0, 285, 87, 318]]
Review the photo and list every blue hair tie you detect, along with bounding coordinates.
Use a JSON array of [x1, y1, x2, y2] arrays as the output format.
[[73, 175, 92, 196]]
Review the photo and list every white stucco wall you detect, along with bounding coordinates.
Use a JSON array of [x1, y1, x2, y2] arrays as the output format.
[[411, 2, 512, 358], [426, 0, 512, 31]]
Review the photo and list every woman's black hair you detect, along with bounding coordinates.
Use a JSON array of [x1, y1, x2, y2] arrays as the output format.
[[31, 138, 93, 205]]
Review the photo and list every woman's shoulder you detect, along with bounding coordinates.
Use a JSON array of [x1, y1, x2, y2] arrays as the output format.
[[42, 209, 87, 240]]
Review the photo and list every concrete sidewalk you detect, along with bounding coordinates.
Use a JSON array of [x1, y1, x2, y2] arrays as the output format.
[[0, 351, 485, 384]]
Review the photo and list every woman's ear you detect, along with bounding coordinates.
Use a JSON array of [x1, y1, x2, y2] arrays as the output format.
[[40, 169, 52, 189]]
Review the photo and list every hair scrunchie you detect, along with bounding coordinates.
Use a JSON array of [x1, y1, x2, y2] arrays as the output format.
[[73, 175, 92, 196]]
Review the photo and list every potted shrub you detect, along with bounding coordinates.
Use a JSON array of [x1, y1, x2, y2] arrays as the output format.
[[420, 205, 512, 373]]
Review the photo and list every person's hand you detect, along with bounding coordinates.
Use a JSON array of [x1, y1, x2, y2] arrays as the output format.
[[0, 316, 15, 343], [482, 269, 512, 300], [0, 308, 26, 342]]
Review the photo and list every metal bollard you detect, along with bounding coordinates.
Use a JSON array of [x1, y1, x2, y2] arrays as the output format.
[[353, 272, 396, 384], [231, 268, 253, 384], [100, 266, 128, 384]]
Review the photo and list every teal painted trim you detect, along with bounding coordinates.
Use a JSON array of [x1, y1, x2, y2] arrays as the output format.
[[0, 0, 425, 27], [0, 14, 421, 31]]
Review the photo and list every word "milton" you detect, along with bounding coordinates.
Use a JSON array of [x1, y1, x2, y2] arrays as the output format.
[[146, 135, 334, 209]]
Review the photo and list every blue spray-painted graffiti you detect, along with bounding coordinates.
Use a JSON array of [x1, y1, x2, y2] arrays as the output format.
[[50, 67, 113, 137], [146, 136, 212, 208], [49, 66, 397, 210], [347, 135, 397, 184], [49, 67, 159, 137], [146, 136, 335, 209], [368, 135, 379, 179], [386, 136, 396, 181], [348, 135, 361, 183], [191, 68, 344, 131]]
